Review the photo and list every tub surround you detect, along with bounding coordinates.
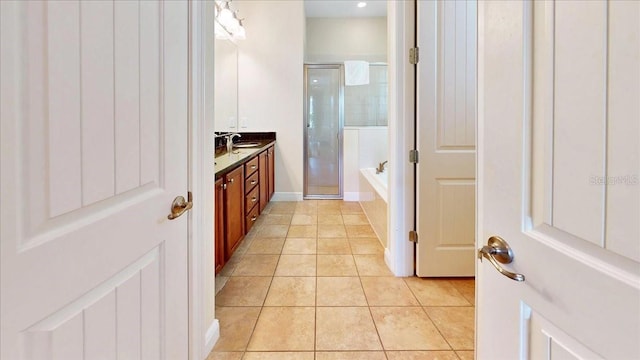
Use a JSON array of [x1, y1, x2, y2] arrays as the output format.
[[359, 168, 388, 248]]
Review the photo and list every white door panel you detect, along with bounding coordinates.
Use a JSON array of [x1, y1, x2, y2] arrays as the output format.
[[1, 1, 189, 359], [478, 1, 640, 359], [417, 0, 477, 277]]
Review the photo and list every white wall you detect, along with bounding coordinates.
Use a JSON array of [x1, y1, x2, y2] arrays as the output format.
[[236, 0, 305, 200], [306, 17, 387, 63]]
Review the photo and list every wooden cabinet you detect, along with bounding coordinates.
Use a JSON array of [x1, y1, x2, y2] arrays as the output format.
[[244, 155, 260, 233], [258, 151, 268, 212], [267, 146, 275, 200], [214, 178, 225, 274], [224, 165, 245, 258], [216, 143, 275, 269]]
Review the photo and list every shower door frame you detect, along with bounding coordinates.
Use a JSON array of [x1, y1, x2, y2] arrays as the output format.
[[303, 64, 345, 199]]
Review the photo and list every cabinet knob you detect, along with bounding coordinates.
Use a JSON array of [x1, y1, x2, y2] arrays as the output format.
[[251, 197, 257, 203], [251, 180, 257, 185], [229, 178, 234, 183]]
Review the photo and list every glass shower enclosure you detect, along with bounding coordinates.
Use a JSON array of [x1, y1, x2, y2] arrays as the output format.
[[304, 65, 343, 199]]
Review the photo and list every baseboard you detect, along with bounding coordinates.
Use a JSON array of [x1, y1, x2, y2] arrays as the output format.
[[271, 192, 303, 202], [343, 192, 361, 202], [203, 319, 220, 357]]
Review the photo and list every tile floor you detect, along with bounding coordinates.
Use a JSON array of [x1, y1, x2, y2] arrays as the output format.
[[209, 200, 475, 360]]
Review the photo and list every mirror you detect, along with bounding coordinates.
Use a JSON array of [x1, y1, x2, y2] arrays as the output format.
[[214, 38, 238, 132]]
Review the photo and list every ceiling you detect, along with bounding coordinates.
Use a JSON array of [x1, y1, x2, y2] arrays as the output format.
[[304, 0, 387, 18]]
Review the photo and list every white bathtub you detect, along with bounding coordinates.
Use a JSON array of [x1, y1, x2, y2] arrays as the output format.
[[359, 168, 388, 247]]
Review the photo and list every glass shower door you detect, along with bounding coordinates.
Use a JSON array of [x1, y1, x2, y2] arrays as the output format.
[[304, 65, 343, 199]]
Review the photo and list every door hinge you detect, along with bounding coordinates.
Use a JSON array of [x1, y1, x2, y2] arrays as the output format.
[[409, 230, 418, 243], [409, 149, 419, 164], [409, 47, 419, 65]]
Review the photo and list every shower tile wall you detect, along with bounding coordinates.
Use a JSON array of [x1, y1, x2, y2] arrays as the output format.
[[344, 65, 388, 127]]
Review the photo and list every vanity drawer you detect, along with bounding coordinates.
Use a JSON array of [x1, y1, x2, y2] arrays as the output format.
[[245, 203, 260, 233], [244, 156, 259, 177], [245, 170, 259, 192], [245, 185, 260, 214]]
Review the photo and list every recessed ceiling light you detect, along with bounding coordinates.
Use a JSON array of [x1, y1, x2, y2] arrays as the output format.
[[357, 2, 367, 8], [312, 79, 318, 83]]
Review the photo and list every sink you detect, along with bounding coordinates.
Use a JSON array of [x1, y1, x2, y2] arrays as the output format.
[[233, 141, 261, 148]]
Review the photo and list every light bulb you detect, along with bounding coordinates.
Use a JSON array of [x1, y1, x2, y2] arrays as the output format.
[[357, 2, 367, 8]]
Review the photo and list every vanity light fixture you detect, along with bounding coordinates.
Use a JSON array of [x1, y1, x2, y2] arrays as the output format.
[[357, 2, 367, 8], [214, 0, 246, 40]]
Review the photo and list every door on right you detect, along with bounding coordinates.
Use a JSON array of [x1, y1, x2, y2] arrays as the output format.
[[478, 1, 639, 359]]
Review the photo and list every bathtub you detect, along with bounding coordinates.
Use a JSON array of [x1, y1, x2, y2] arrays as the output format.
[[359, 168, 388, 248]]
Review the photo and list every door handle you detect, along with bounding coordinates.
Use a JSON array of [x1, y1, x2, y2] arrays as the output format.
[[478, 236, 525, 282], [168, 192, 193, 220]]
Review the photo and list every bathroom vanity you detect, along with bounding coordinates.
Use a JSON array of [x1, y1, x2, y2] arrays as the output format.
[[214, 133, 276, 273]]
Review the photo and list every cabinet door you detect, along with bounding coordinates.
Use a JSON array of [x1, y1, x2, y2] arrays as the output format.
[[214, 178, 225, 274], [267, 146, 275, 200], [224, 166, 245, 258], [259, 151, 268, 212]]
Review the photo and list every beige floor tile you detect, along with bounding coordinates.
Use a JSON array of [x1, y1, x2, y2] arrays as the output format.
[[425, 307, 475, 350], [317, 255, 358, 276], [242, 352, 314, 360], [246, 238, 285, 254], [317, 214, 344, 224], [316, 351, 387, 360], [295, 201, 318, 214], [261, 214, 292, 225], [349, 238, 384, 254], [219, 252, 243, 277], [342, 214, 370, 225], [317, 207, 342, 215], [268, 202, 297, 214], [232, 255, 279, 277], [317, 238, 352, 254], [316, 277, 367, 306], [247, 307, 315, 351], [340, 202, 364, 214], [205, 351, 244, 360], [317, 200, 343, 209], [316, 307, 383, 351], [274, 255, 316, 276], [404, 278, 471, 306], [264, 277, 316, 306], [385, 351, 459, 360], [287, 225, 317, 238], [449, 278, 475, 305], [281, 238, 317, 254], [255, 224, 289, 238], [354, 255, 393, 276], [215, 275, 229, 294], [360, 277, 420, 306], [318, 224, 347, 238], [232, 236, 254, 256], [216, 277, 271, 306], [370, 307, 450, 351], [456, 350, 475, 360], [213, 307, 261, 351], [291, 214, 317, 225], [345, 225, 377, 238]]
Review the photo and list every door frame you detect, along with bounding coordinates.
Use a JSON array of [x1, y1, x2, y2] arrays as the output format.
[[188, 1, 219, 359], [387, 0, 416, 277]]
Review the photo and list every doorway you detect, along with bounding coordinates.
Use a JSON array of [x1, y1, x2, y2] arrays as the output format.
[[303, 64, 344, 199]]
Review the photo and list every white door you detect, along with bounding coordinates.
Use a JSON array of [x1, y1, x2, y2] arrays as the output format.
[[477, 1, 640, 359], [417, 0, 477, 277], [0, 1, 190, 359]]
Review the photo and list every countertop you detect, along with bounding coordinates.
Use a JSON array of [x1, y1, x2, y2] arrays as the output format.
[[214, 139, 275, 179]]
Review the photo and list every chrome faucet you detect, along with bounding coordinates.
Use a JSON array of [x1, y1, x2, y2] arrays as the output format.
[[226, 133, 241, 153], [376, 161, 388, 174]]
